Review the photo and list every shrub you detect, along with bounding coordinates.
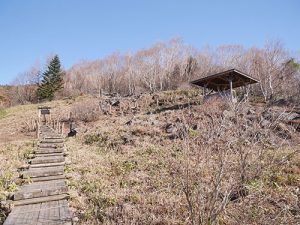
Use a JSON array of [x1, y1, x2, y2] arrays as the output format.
[[72, 99, 100, 122]]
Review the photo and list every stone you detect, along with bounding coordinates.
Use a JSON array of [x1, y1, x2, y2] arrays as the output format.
[[260, 118, 271, 128], [165, 123, 176, 134], [223, 110, 235, 118], [121, 135, 134, 144], [247, 108, 256, 115], [262, 110, 272, 120], [275, 122, 292, 139], [282, 112, 300, 121], [110, 100, 120, 107]]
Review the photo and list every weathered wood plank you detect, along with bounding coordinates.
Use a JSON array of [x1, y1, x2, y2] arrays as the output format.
[[39, 143, 63, 148], [14, 180, 67, 200], [31, 174, 66, 182], [35, 152, 65, 157], [4, 200, 72, 225], [40, 139, 64, 143], [30, 162, 66, 168], [30, 156, 65, 164], [13, 193, 69, 206], [21, 166, 64, 178], [35, 148, 64, 154]]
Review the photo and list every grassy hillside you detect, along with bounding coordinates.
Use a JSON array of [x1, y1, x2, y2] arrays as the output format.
[[1, 91, 300, 224]]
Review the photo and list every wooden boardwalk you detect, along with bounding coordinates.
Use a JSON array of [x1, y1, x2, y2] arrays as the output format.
[[4, 125, 72, 225]]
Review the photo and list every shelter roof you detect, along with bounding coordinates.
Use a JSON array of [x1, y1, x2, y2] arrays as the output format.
[[191, 69, 259, 91]]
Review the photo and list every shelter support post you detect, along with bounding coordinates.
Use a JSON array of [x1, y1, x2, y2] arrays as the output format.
[[229, 78, 233, 102]]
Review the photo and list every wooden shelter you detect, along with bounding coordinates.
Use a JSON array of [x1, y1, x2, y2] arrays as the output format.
[[191, 69, 259, 101]]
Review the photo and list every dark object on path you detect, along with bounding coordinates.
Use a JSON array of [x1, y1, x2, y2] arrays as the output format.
[[110, 100, 120, 107], [68, 128, 77, 137]]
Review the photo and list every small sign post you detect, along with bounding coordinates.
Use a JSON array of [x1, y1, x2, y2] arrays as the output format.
[[38, 106, 51, 125]]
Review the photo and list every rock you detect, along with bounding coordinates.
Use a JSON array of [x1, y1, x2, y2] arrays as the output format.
[[275, 122, 292, 139], [191, 124, 198, 130], [247, 108, 256, 115], [282, 112, 300, 121], [175, 117, 182, 123], [261, 118, 271, 128], [151, 120, 160, 126], [223, 110, 235, 118], [125, 120, 132, 126], [152, 94, 159, 100], [228, 185, 248, 202], [247, 115, 258, 122], [7, 193, 14, 200], [273, 99, 289, 106], [73, 217, 79, 223], [262, 110, 272, 120], [121, 135, 134, 144], [165, 123, 176, 134], [110, 100, 120, 107]]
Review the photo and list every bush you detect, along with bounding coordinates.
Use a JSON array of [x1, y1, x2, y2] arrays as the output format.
[[72, 99, 100, 122]]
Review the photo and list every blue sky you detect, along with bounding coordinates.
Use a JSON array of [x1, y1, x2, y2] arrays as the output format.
[[0, 0, 299, 84]]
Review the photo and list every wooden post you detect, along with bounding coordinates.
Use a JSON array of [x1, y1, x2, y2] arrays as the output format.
[[36, 120, 39, 138], [229, 78, 233, 102]]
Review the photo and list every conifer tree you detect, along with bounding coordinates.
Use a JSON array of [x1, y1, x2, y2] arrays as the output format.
[[37, 55, 64, 101]]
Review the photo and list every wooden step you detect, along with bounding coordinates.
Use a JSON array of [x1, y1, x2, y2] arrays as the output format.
[[35, 148, 64, 154], [14, 180, 67, 200], [39, 143, 63, 148], [30, 162, 66, 168], [20, 166, 64, 178], [4, 199, 72, 225], [13, 194, 69, 206], [30, 156, 65, 164], [43, 136, 63, 139], [31, 174, 66, 182], [35, 152, 65, 157], [40, 139, 64, 144]]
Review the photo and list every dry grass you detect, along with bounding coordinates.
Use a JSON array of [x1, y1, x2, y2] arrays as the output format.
[[65, 96, 300, 224], [0, 91, 299, 225]]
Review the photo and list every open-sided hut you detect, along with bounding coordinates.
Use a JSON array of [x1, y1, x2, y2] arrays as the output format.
[[191, 69, 259, 101]]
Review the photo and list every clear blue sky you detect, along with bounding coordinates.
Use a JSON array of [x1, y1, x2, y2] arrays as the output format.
[[0, 0, 299, 84]]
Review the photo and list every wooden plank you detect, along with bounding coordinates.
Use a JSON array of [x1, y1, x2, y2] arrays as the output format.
[[44, 136, 63, 139], [31, 174, 65, 182], [14, 180, 67, 200], [35, 152, 65, 157], [40, 140, 64, 144], [4, 200, 72, 225], [35, 148, 64, 154], [30, 156, 65, 164], [13, 194, 69, 206], [30, 162, 66, 168], [21, 166, 64, 178], [39, 143, 63, 148], [3, 203, 41, 225]]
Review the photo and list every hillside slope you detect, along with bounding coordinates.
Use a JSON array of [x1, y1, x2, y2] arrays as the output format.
[[1, 91, 300, 225]]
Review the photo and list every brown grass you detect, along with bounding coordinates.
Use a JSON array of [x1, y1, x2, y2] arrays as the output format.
[[1, 91, 299, 225]]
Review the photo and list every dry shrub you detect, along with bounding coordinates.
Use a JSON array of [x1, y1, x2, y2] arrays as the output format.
[[72, 99, 100, 122], [172, 100, 299, 225], [67, 95, 300, 225], [19, 117, 37, 133]]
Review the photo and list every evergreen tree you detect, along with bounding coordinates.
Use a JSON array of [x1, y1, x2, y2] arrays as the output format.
[[37, 55, 64, 101]]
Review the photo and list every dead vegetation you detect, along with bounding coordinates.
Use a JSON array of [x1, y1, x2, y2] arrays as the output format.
[[63, 91, 300, 224], [1, 90, 300, 225]]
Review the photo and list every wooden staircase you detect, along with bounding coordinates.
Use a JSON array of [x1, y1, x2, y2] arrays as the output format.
[[4, 125, 72, 225]]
